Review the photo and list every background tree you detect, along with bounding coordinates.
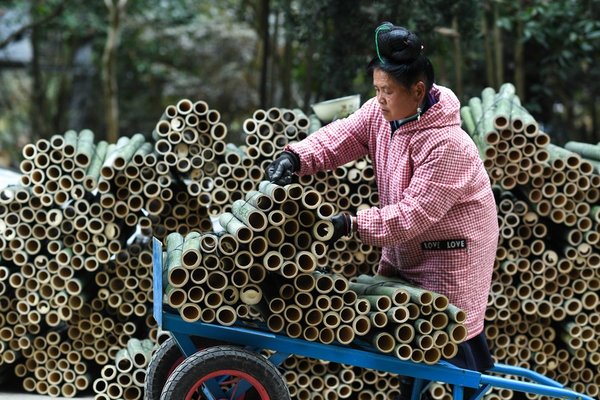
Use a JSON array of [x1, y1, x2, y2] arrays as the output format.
[[0, 0, 598, 168], [102, 0, 128, 143]]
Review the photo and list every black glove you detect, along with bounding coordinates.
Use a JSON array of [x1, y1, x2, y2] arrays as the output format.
[[326, 213, 353, 247], [266, 151, 300, 185]]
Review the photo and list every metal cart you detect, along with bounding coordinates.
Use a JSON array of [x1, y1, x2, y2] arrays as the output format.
[[149, 237, 593, 400]]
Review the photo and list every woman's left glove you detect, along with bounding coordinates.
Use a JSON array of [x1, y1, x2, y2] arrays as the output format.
[[327, 213, 354, 246]]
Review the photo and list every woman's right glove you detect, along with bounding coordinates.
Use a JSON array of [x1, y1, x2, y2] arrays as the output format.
[[265, 151, 300, 185], [326, 213, 354, 246]]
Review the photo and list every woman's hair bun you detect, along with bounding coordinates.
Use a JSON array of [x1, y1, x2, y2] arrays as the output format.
[[375, 22, 424, 64]]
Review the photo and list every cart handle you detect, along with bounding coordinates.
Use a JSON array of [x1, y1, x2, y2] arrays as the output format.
[[479, 373, 594, 400], [490, 364, 562, 388]]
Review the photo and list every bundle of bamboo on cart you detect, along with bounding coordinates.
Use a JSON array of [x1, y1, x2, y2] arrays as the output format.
[[242, 106, 382, 277], [92, 338, 155, 400], [161, 179, 468, 365], [349, 274, 467, 365], [296, 159, 382, 278], [162, 180, 335, 324], [461, 84, 600, 399]]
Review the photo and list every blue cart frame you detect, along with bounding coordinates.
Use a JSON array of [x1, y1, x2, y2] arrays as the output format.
[[152, 238, 593, 400]]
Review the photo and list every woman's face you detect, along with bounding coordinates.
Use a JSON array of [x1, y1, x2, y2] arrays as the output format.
[[373, 69, 424, 122]]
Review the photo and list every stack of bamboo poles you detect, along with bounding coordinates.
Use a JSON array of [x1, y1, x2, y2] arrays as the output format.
[[94, 240, 155, 337], [1, 91, 598, 398], [1, 129, 189, 320], [565, 140, 600, 173], [297, 159, 382, 278], [461, 83, 552, 191], [13, 129, 153, 271], [349, 274, 467, 364], [8, 328, 91, 398], [93, 338, 155, 400], [152, 102, 292, 219], [152, 99, 232, 206], [462, 84, 600, 399], [162, 181, 468, 365], [242, 106, 381, 277], [148, 184, 214, 241], [242, 107, 310, 171], [281, 355, 403, 400], [0, 146, 158, 397], [150, 100, 382, 271]]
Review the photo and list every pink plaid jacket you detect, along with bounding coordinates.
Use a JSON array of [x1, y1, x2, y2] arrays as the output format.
[[288, 85, 498, 339]]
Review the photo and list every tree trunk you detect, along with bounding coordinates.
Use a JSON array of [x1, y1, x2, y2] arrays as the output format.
[[452, 18, 463, 101], [588, 96, 597, 143], [557, 89, 574, 144], [514, 0, 525, 99], [493, 1, 504, 87], [53, 38, 76, 134], [280, 0, 293, 107], [269, 10, 279, 106], [281, 28, 292, 107], [565, 103, 576, 143], [68, 42, 95, 130], [435, 54, 448, 87], [29, 0, 47, 140], [302, 39, 315, 112], [259, 0, 270, 108], [102, 0, 128, 144], [481, 2, 495, 87]]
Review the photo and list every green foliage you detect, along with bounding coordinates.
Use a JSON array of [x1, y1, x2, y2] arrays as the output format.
[[508, 0, 600, 141], [113, 1, 260, 144], [280, 0, 480, 106], [0, 0, 599, 165]]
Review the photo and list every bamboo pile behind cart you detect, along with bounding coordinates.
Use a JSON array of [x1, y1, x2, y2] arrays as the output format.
[[0, 87, 598, 399], [462, 83, 600, 398]]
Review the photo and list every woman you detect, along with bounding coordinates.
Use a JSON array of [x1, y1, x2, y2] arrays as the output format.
[[267, 22, 498, 396]]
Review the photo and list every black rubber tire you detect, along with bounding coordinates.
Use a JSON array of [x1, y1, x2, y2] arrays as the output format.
[[160, 345, 290, 400], [144, 337, 185, 400], [145, 337, 228, 400]]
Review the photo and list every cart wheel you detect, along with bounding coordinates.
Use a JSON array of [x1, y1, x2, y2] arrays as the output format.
[[145, 337, 228, 400], [145, 338, 185, 400], [160, 345, 290, 400]]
